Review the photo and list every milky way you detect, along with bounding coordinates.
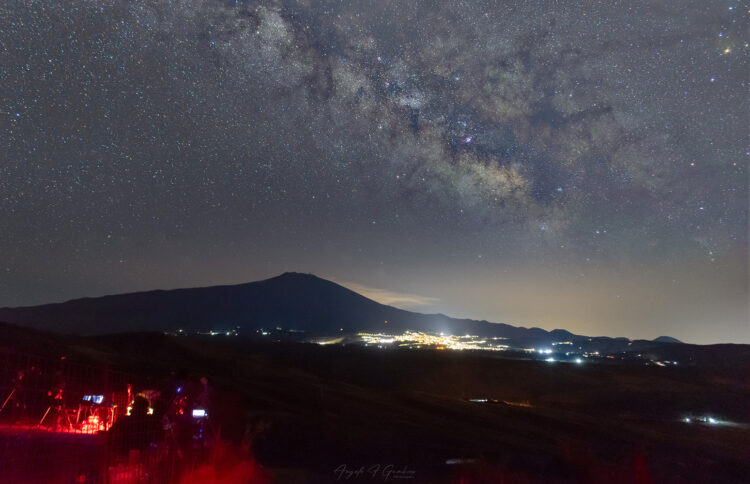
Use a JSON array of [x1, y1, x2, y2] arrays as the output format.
[[1, 1, 747, 342]]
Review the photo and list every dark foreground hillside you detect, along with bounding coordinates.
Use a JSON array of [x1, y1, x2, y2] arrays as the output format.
[[1, 323, 749, 483]]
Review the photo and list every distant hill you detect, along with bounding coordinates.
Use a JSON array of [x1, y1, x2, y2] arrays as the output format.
[[0, 273, 669, 349], [653, 336, 682, 344]]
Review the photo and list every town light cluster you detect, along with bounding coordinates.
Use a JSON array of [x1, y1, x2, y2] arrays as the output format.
[[358, 331, 510, 351]]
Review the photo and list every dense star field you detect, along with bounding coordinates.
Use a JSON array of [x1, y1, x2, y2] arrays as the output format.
[[0, 0, 747, 343]]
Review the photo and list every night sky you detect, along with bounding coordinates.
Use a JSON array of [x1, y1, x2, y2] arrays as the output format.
[[1, 1, 747, 343]]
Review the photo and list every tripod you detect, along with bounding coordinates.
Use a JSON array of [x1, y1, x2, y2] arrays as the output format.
[[40, 388, 73, 431], [0, 386, 25, 421], [0, 388, 15, 414], [39, 403, 73, 430]]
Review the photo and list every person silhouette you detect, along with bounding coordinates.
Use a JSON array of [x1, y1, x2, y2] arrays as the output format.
[[110, 395, 163, 456]]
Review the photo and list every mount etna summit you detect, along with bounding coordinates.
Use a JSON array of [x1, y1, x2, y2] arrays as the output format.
[[1, 273, 675, 350]]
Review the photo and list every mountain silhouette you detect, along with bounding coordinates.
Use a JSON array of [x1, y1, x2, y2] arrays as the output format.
[[652, 336, 683, 344], [0, 273, 667, 347]]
